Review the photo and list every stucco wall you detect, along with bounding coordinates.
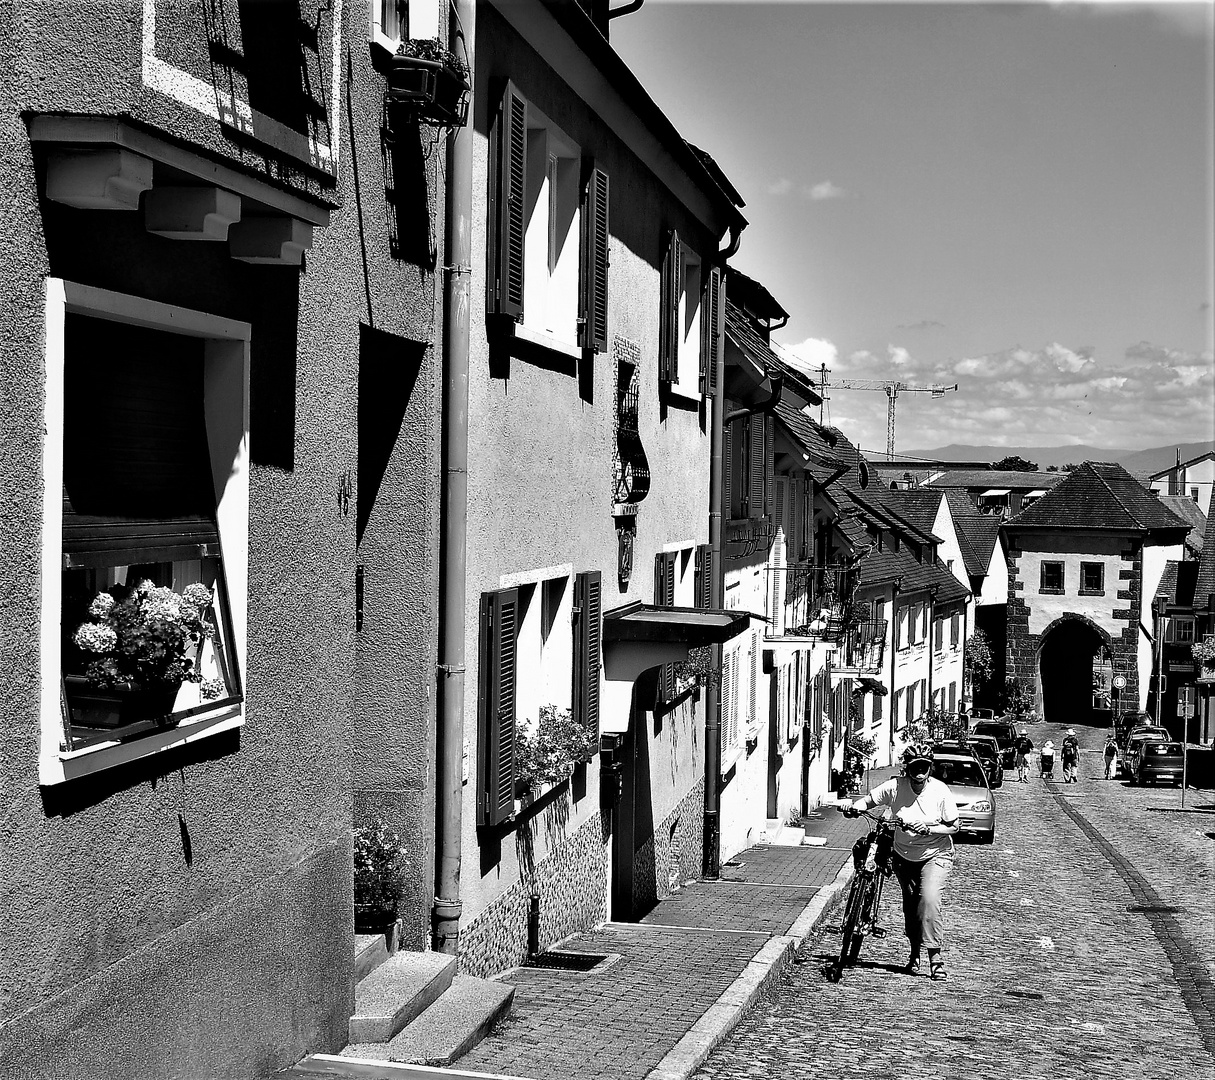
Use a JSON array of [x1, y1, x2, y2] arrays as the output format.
[[0, 3, 439, 1074], [456, 7, 715, 964]]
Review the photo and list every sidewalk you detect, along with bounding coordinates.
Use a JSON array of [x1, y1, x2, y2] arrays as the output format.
[[454, 768, 898, 1080]]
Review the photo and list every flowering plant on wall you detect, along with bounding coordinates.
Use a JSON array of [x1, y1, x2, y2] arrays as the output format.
[[1192, 639, 1215, 665], [73, 581, 220, 695], [514, 704, 597, 795]]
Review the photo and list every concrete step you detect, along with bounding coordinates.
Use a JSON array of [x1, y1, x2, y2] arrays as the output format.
[[354, 934, 390, 984], [343, 974, 515, 1067], [349, 951, 457, 1044], [763, 825, 806, 847]]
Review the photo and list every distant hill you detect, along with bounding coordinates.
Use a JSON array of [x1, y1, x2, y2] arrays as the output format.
[[902, 441, 1214, 475]]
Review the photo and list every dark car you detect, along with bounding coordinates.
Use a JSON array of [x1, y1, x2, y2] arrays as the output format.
[[1115, 710, 1155, 750], [1131, 741, 1185, 786], [970, 720, 1019, 768], [1123, 728, 1172, 779], [965, 734, 1005, 788]]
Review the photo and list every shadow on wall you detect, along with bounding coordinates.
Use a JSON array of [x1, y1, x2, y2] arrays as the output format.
[[357, 325, 426, 544]]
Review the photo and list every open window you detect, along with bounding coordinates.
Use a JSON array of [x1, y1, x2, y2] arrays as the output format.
[[659, 231, 721, 401], [487, 81, 609, 355], [40, 281, 249, 785], [371, 0, 440, 53]]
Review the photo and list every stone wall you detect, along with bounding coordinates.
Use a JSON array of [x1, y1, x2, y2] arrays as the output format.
[[633, 779, 706, 910]]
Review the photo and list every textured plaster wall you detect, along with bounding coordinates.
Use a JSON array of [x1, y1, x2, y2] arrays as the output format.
[[456, 8, 715, 954], [981, 539, 1009, 606], [0, 3, 438, 1074]]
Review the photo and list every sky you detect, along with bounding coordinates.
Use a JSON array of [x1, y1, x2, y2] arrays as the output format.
[[611, 0, 1215, 457]]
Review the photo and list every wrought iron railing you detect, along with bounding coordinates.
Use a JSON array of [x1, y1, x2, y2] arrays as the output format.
[[833, 620, 888, 673], [765, 565, 853, 641]]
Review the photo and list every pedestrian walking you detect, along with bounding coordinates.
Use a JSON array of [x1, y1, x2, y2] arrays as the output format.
[[1061, 729, 1080, 783], [846, 743, 959, 981], [1014, 728, 1034, 782], [1103, 733, 1118, 779], [1040, 740, 1056, 779]]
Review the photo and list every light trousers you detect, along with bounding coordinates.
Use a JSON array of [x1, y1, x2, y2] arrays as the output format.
[[893, 851, 953, 952]]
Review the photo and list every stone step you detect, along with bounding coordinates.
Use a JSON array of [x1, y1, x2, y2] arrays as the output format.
[[343, 974, 515, 1067], [283, 1054, 529, 1079], [354, 934, 390, 984], [349, 951, 457, 1044]]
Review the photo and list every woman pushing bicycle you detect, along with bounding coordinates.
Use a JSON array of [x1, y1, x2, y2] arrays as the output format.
[[844, 743, 960, 980]]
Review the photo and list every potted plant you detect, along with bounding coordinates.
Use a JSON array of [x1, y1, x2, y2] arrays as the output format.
[[354, 821, 410, 937], [71, 580, 221, 726], [514, 704, 598, 802], [1192, 638, 1215, 682], [386, 38, 470, 128]]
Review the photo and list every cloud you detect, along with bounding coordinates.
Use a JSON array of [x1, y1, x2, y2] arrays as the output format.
[[896, 319, 945, 331], [887, 345, 912, 367], [804, 180, 847, 201], [766, 178, 794, 197]]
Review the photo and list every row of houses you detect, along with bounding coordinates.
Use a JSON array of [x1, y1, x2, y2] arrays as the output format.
[[0, 3, 981, 1077]]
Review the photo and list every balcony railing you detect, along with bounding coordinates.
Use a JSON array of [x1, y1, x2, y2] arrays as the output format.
[[833, 619, 888, 674], [765, 565, 853, 642]]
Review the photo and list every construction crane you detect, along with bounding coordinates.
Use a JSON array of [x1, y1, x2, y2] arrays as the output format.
[[814, 366, 958, 460]]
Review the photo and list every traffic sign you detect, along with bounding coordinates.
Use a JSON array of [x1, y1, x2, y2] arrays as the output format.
[[1112, 674, 1127, 690]]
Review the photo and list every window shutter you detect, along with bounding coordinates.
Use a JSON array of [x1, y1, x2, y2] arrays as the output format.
[[723, 420, 733, 519], [573, 570, 602, 744], [951, 613, 959, 647], [658, 229, 681, 386], [722, 650, 736, 756], [748, 632, 757, 732], [488, 81, 526, 321], [477, 588, 519, 826], [699, 264, 722, 395], [654, 552, 676, 706], [764, 415, 774, 519], [770, 477, 785, 632], [695, 543, 713, 610], [934, 618, 943, 652], [579, 165, 609, 352], [748, 415, 765, 519], [873, 689, 883, 724], [709, 266, 723, 394]]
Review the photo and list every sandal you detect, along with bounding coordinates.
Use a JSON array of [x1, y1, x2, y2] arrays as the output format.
[[906, 954, 921, 975], [930, 960, 948, 980]]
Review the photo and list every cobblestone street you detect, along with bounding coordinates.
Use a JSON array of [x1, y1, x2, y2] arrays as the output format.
[[695, 724, 1215, 1080]]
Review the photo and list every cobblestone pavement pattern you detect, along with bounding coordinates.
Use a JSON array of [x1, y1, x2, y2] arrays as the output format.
[[694, 722, 1215, 1080]]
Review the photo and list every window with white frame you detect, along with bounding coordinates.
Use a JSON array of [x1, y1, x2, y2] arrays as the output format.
[[658, 230, 720, 402], [672, 246, 702, 396], [514, 573, 573, 732], [1168, 617, 1195, 644], [41, 282, 249, 786], [371, 0, 440, 52]]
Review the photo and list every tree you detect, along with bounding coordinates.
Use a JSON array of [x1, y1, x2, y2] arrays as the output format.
[[965, 626, 993, 694], [992, 455, 1038, 472]]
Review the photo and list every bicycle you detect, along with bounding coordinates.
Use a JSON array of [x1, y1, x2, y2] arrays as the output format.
[[826, 808, 900, 982]]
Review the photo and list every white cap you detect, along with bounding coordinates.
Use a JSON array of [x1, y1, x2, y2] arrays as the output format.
[[1066, 729, 1075, 736]]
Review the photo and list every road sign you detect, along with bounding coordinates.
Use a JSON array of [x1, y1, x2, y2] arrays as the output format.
[[1177, 686, 1196, 719], [1112, 674, 1127, 690]]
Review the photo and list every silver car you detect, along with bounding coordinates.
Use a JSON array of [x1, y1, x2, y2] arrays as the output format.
[[930, 752, 996, 844]]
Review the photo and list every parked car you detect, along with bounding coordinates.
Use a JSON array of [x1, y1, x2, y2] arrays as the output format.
[[930, 751, 996, 843], [1123, 727, 1172, 779], [1130, 741, 1185, 786], [1115, 710, 1155, 750], [969, 708, 996, 722], [965, 734, 1005, 788], [970, 719, 1019, 768]]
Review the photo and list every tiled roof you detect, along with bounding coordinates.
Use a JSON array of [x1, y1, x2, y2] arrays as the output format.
[[945, 491, 1002, 578], [725, 301, 780, 373], [1006, 461, 1192, 533], [1195, 509, 1215, 610], [1158, 561, 1199, 607], [924, 470, 1066, 492], [1157, 496, 1207, 558], [725, 268, 788, 322], [853, 546, 969, 606], [846, 488, 939, 548], [878, 488, 945, 537], [773, 399, 849, 480]]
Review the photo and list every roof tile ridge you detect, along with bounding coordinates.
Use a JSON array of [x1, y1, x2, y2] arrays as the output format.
[[1098, 467, 1145, 528]]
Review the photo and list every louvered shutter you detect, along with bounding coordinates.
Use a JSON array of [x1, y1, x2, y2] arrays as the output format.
[[748, 415, 765, 519], [723, 421, 734, 520], [654, 552, 676, 707], [748, 632, 757, 734], [695, 543, 713, 609], [478, 588, 519, 826], [573, 570, 602, 745], [764, 415, 774, 519], [488, 82, 526, 320], [658, 229, 681, 386], [934, 617, 943, 652], [951, 613, 959, 647], [579, 165, 609, 352], [770, 477, 786, 632], [708, 266, 723, 394], [699, 264, 722, 395], [721, 650, 735, 757]]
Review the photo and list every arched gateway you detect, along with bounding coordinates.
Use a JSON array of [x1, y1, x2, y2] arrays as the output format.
[[1037, 614, 1113, 726]]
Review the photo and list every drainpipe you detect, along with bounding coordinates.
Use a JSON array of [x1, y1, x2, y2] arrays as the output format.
[[889, 579, 901, 761], [608, 0, 646, 18], [433, 0, 475, 957]]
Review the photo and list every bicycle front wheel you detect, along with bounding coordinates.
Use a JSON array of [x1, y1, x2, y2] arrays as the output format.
[[838, 872, 870, 968]]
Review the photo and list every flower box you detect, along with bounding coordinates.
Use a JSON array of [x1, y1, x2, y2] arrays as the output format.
[[386, 54, 470, 128]]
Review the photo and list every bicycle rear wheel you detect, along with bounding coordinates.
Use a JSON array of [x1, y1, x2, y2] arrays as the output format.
[[838, 872, 870, 968]]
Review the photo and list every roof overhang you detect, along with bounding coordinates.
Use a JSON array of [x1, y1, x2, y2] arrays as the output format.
[[1025, 489, 1047, 498], [856, 677, 888, 696], [602, 602, 752, 683], [979, 488, 1010, 497]]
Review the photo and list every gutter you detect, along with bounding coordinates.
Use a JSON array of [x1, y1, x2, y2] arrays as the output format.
[[433, 0, 476, 956]]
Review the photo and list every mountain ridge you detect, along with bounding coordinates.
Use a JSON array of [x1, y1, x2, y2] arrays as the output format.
[[901, 441, 1214, 474]]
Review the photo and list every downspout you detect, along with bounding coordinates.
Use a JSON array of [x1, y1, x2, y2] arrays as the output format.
[[889, 579, 901, 761], [433, 0, 475, 956], [608, 0, 646, 18]]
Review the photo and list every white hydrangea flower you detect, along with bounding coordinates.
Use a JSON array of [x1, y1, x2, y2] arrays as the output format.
[[74, 623, 117, 653], [87, 592, 116, 619]]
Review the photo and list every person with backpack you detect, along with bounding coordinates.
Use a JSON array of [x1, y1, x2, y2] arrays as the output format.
[[1014, 728, 1034, 783], [1103, 733, 1119, 779], [1061, 729, 1080, 783]]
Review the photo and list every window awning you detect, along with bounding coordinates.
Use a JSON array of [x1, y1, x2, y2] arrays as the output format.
[[856, 677, 888, 696], [979, 488, 1010, 497], [601, 601, 753, 685], [1025, 489, 1047, 498]]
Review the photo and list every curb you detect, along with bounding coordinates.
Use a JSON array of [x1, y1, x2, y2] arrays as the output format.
[[642, 857, 856, 1080]]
